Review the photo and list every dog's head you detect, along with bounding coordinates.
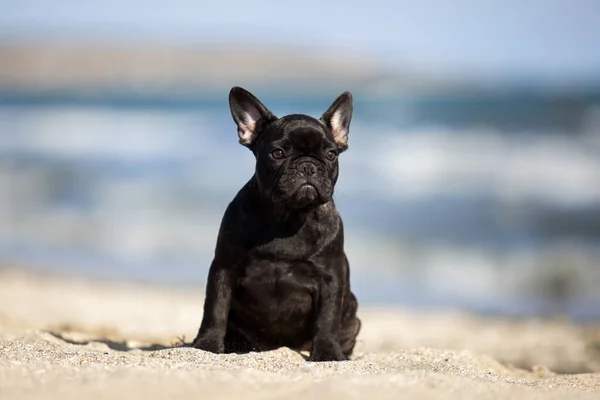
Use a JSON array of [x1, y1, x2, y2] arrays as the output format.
[[229, 86, 353, 210]]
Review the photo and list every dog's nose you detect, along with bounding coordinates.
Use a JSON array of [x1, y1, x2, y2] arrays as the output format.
[[299, 162, 317, 176]]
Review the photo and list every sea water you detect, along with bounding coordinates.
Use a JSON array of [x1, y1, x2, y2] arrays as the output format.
[[1, 91, 599, 320]]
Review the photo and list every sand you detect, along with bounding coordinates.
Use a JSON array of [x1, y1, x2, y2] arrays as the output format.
[[1, 268, 599, 399]]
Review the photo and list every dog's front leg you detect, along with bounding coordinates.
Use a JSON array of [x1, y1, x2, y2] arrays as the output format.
[[192, 261, 234, 353], [309, 272, 346, 362]]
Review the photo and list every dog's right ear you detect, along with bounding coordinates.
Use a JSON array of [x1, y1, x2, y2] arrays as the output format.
[[229, 87, 277, 147]]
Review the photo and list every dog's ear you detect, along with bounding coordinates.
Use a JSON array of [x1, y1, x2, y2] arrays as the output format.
[[229, 87, 277, 147], [320, 91, 353, 151]]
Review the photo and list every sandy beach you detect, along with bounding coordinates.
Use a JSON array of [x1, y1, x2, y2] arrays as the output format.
[[1, 267, 599, 399]]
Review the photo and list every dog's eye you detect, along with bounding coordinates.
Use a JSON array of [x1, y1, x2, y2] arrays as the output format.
[[326, 150, 337, 161], [271, 149, 284, 159]]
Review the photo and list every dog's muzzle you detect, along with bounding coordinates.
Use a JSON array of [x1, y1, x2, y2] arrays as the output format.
[[279, 161, 330, 208]]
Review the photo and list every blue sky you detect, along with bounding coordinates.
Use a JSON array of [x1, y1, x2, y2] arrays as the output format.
[[1, 0, 599, 83]]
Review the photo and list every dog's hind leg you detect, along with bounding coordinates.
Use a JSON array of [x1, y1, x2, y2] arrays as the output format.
[[340, 291, 361, 358]]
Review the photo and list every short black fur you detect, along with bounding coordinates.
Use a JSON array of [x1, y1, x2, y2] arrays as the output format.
[[192, 87, 360, 361]]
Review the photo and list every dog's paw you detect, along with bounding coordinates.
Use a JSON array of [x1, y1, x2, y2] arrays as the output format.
[[308, 339, 347, 362], [191, 334, 225, 354]]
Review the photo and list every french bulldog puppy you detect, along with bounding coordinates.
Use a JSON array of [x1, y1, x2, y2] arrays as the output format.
[[192, 87, 360, 361]]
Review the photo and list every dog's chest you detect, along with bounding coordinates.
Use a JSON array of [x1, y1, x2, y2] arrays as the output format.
[[239, 259, 319, 293], [234, 259, 319, 321], [248, 211, 336, 260], [235, 206, 340, 303]]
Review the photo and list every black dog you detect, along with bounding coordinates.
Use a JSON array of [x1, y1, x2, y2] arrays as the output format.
[[191, 87, 360, 362]]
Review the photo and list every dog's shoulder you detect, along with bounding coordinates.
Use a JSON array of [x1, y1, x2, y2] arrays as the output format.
[[213, 179, 258, 249]]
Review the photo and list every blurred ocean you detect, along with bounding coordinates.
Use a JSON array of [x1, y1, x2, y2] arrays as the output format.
[[1, 90, 600, 320]]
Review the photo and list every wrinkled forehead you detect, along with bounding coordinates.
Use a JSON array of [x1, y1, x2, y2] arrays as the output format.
[[267, 115, 334, 150]]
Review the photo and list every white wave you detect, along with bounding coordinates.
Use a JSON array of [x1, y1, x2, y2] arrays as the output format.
[[0, 106, 224, 160], [339, 123, 600, 207], [4, 106, 599, 209]]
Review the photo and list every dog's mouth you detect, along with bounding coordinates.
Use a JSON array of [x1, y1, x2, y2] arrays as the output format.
[[299, 183, 316, 190], [284, 183, 319, 209], [273, 168, 333, 209], [296, 184, 318, 200]]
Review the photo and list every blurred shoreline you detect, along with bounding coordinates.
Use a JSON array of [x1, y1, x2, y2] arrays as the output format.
[[2, 42, 599, 97], [0, 42, 407, 96]]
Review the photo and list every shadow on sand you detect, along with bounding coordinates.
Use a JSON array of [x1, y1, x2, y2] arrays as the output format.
[[47, 331, 189, 352]]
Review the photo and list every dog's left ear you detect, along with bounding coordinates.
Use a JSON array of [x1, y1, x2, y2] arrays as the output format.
[[229, 86, 277, 147], [320, 91, 353, 151]]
